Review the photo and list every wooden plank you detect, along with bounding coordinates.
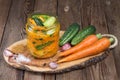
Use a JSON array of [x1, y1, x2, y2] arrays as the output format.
[[24, 71, 55, 80], [24, 71, 44, 80], [57, 0, 81, 30], [80, 0, 118, 80], [100, 0, 120, 79], [91, 0, 118, 79], [24, 0, 57, 80], [0, 0, 31, 80], [0, 0, 11, 42], [34, 0, 57, 15], [56, 0, 118, 80], [80, 0, 92, 27], [56, 0, 83, 80], [22, 0, 35, 25]]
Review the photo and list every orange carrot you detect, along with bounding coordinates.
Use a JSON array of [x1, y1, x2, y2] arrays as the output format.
[[59, 34, 102, 57], [58, 37, 112, 63]]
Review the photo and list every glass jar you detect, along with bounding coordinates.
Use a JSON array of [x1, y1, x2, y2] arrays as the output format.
[[26, 13, 60, 58]]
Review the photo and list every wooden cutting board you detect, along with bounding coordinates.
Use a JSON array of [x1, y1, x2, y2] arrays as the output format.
[[3, 31, 118, 73]]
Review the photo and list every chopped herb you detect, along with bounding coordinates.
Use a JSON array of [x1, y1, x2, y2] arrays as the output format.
[[41, 30, 46, 34], [39, 38, 43, 40], [35, 41, 54, 50], [50, 34, 53, 37], [34, 30, 39, 33], [32, 42, 36, 44], [35, 38, 43, 41]]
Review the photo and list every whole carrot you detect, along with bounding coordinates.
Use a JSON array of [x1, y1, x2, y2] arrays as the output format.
[[58, 37, 113, 63], [59, 34, 102, 57]]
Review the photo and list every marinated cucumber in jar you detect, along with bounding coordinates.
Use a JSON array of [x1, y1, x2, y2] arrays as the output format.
[[43, 17, 56, 27], [26, 13, 60, 58], [32, 17, 43, 26], [46, 28, 56, 35], [35, 41, 54, 50], [32, 14, 56, 27]]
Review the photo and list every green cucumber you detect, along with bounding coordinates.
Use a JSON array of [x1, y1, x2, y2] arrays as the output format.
[[71, 25, 96, 45], [59, 23, 80, 46], [32, 17, 43, 26], [43, 17, 56, 27]]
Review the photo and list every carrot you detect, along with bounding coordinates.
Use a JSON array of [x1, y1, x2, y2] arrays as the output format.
[[59, 34, 102, 57], [58, 37, 113, 63]]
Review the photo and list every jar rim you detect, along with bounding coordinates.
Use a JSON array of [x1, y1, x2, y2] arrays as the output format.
[[27, 12, 58, 19], [26, 13, 59, 30]]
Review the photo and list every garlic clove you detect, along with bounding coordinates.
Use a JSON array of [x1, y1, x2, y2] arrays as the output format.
[[3, 49, 13, 57], [49, 62, 58, 69]]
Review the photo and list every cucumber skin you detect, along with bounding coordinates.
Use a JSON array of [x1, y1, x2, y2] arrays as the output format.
[[71, 25, 96, 45], [59, 23, 80, 46], [35, 41, 54, 50], [32, 17, 43, 26]]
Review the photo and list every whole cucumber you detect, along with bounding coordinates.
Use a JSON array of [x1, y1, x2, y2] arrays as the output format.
[[71, 25, 96, 45], [59, 23, 80, 46]]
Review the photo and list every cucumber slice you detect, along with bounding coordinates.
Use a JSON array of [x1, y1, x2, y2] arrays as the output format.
[[32, 17, 43, 26], [35, 41, 54, 50], [27, 25, 33, 31], [46, 28, 56, 35], [43, 17, 56, 27]]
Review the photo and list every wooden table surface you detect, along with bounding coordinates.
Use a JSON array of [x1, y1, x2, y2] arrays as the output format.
[[0, 0, 120, 80]]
